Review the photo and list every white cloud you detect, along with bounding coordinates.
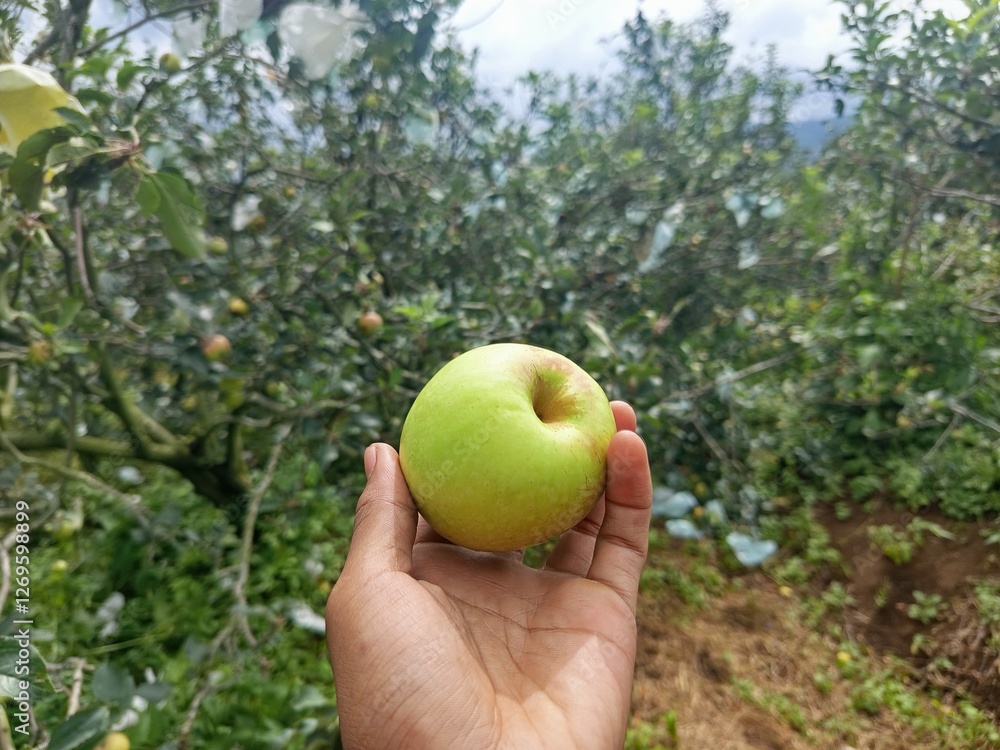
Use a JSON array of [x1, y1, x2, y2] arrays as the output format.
[[449, 0, 974, 103]]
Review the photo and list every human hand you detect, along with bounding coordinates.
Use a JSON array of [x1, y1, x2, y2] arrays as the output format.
[[326, 401, 652, 750]]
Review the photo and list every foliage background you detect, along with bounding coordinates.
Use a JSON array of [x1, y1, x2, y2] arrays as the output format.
[[0, 0, 997, 747]]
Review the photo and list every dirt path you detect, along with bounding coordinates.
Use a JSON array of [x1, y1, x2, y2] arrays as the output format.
[[629, 506, 1000, 749]]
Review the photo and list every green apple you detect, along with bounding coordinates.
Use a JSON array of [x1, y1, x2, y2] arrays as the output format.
[[228, 297, 249, 316], [97, 732, 130, 750], [399, 343, 616, 552], [208, 236, 228, 254], [158, 52, 182, 74], [201, 334, 231, 362], [357, 310, 383, 335]]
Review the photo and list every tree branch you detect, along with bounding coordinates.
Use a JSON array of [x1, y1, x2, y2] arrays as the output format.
[[0, 529, 14, 622], [2, 427, 251, 509], [66, 659, 87, 717], [893, 171, 954, 299], [0, 366, 17, 427], [76, 1, 214, 58], [22, 8, 69, 65], [2, 431, 139, 457], [924, 185, 1000, 208], [0, 432, 148, 524], [664, 348, 805, 403], [71, 200, 96, 305], [177, 681, 217, 750], [949, 401, 1000, 436], [96, 347, 184, 453], [924, 414, 962, 462], [884, 81, 997, 131], [689, 413, 739, 471], [233, 423, 292, 647], [225, 418, 250, 489], [893, 173, 1000, 208]]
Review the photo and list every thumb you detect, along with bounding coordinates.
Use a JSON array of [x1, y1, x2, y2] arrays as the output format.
[[342, 443, 418, 576]]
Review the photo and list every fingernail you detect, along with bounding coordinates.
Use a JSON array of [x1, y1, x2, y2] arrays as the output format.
[[363, 444, 377, 478]]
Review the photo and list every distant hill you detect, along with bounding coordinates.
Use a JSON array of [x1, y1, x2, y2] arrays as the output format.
[[791, 116, 854, 159]]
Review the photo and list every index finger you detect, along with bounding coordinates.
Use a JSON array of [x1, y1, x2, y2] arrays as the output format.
[[587, 430, 652, 613]]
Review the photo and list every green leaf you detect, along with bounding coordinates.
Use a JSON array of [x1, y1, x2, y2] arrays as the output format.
[[291, 685, 330, 712], [74, 87, 115, 107], [47, 707, 110, 750], [92, 663, 135, 707], [117, 61, 149, 90], [47, 137, 107, 168], [135, 680, 172, 703], [53, 107, 92, 130], [135, 174, 160, 213], [0, 674, 19, 700], [57, 296, 85, 328], [136, 171, 207, 258], [0, 636, 51, 706], [9, 127, 74, 210], [857, 344, 882, 369]]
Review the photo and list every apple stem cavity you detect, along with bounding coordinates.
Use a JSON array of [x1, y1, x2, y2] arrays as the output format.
[[531, 371, 575, 424]]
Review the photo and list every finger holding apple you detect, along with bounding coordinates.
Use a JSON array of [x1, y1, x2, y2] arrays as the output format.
[[399, 343, 618, 553]]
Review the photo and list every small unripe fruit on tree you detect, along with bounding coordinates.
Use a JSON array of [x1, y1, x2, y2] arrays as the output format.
[[52, 520, 76, 541], [97, 732, 131, 750], [159, 53, 182, 74], [228, 297, 249, 316], [52, 559, 68, 574], [27, 340, 53, 366], [208, 236, 228, 254], [357, 311, 383, 335], [201, 334, 232, 362]]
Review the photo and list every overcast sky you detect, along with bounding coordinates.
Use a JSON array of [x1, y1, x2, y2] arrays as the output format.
[[27, 0, 969, 123], [446, 0, 968, 118]]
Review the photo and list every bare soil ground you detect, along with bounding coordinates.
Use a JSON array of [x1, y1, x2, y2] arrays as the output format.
[[629, 504, 1000, 749], [818, 502, 1000, 717]]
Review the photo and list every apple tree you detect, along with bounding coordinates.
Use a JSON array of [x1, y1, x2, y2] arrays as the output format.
[[741, 0, 1000, 518]]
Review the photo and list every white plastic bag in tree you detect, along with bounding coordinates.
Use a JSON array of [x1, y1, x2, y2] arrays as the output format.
[[173, 14, 208, 55], [666, 519, 704, 540], [0, 64, 84, 153], [278, 2, 365, 80], [651, 488, 697, 519], [219, 0, 262, 38], [231, 194, 262, 231], [403, 107, 440, 146], [726, 532, 778, 567]]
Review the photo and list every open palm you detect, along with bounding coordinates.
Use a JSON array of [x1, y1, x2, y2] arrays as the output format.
[[327, 402, 652, 750]]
